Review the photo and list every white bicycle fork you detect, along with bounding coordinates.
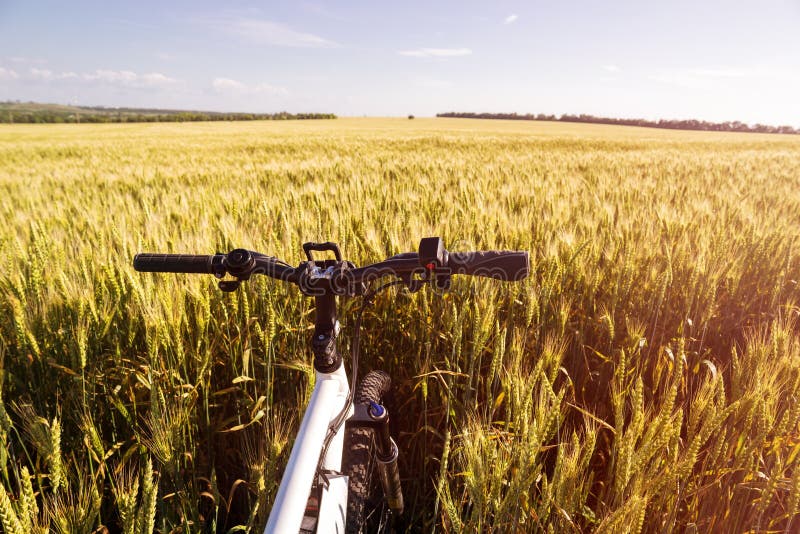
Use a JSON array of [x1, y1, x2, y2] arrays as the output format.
[[264, 365, 351, 533]]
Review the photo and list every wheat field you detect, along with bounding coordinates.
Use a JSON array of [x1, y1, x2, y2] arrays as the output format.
[[1, 118, 799, 532]]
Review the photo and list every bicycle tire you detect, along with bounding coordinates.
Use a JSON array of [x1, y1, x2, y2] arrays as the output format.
[[343, 370, 392, 533]]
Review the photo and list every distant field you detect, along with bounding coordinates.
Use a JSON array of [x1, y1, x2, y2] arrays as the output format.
[[1, 118, 799, 532]]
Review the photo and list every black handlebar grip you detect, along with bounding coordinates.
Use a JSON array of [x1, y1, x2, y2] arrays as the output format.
[[447, 251, 530, 281], [133, 253, 219, 274]]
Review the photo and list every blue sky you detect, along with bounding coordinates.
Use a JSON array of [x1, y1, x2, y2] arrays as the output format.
[[1, 0, 799, 125]]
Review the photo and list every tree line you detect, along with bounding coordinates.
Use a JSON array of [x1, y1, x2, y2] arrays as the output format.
[[0, 104, 336, 124], [436, 112, 799, 135]]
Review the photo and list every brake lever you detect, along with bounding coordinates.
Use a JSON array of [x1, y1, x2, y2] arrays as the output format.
[[401, 272, 449, 293]]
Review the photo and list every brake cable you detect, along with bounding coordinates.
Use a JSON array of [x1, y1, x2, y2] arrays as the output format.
[[314, 279, 406, 487]]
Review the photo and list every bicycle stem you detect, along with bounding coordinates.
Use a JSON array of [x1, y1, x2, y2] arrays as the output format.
[[311, 294, 342, 373]]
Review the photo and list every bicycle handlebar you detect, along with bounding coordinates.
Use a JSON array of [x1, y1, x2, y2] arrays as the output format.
[[133, 239, 529, 294]]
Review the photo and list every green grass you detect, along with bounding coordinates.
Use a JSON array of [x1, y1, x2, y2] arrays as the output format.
[[0, 118, 799, 532]]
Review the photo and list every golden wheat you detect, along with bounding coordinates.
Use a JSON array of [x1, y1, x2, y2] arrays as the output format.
[[0, 118, 799, 531]]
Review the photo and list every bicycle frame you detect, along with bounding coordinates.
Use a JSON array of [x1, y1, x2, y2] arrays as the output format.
[[264, 291, 352, 532], [264, 364, 351, 532]]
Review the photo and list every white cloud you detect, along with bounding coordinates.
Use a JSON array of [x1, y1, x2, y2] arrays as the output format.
[[140, 72, 177, 86], [398, 48, 472, 58], [212, 77, 288, 96], [4, 66, 180, 88], [28, 68, 79, 81], [84, 70, 137, 83], [603, 64, 621, 73], [504, 14, 518, 24], [213, 17, 338, 48], [212, 77, 247, 92], [83, 69, 178, 87], [29, 68, 54, 80], [0, 67, 20, 80]]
